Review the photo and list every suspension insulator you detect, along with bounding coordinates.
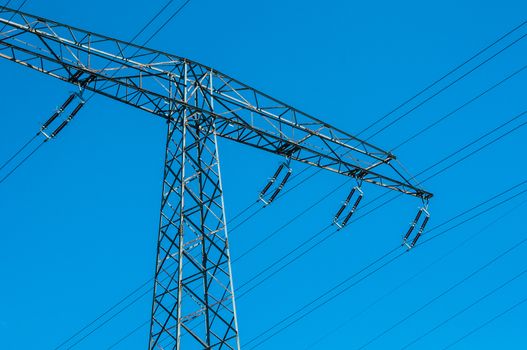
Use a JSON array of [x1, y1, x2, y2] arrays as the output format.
[[403, 207, 430, 249], [403, 210, 423, 242], [259, 163, 292, 206], [411, 215, 429, 247], [48, 101, 85, 139], [267, 170, 292, 203], [260, 164, 284, 197], [333, 186, 364, 229], [40, 93, 77, 132]]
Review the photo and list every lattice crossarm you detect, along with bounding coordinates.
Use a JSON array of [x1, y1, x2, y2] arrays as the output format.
[[0, 6, 432, 201]]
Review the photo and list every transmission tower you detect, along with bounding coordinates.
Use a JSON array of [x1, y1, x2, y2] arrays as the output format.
[[0, 6, 432, 349]]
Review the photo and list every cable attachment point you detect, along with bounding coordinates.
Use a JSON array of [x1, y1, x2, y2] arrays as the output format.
[[333, 184, 364, 229], [258, 161, 293, 206], [403, 205, 430, 249]]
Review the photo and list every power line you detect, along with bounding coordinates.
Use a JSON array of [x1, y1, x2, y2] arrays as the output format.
[[344, 107, 527, 227], [57, 183, 343, 348], [64, 189, 342, 348], [364, 32, 527, 141], [243, 246, 403, 349], [0, 133, 38, 172], [335, 108, 527, 236], [44, 2, 192, 349], [116, 103, 524, 349], [399, 264, 527, 349], [188, 178, 527, 347], [304, 197, 527, 350], [0, 141, 43, 185], [0, 0, 12, 9], [392, 63, 527, 151], [52, 279, 152, 349], [0, 0, 13, 31], [226, 24, 527, 235], [233, 179, 351, 263], [251, 20, 524, 194], [224, 99, 527, 296], [142, 0, 191, 47], [420, 112, 527, 183], [417, 186, 527, 248], [61, 236, 210, 349], [64, 288, 153, 349], [236, 224, 334, 298], [229, 201, 260, 223], [95, 105, 527, 348], [52, 209, 256, 348], [441, 295, 527, 350], [46, 19, 527, 348], [355, 19, 526, 138], [59, 173, 347, 348], [0, 1, 33, 175], [328, 96, 527, 218], [83, 0, 190, 105], [354, 237, 527, 350], [238, 106, 527, 272], [3, 4, 524, 349], [106, 320, 150, 350], [0, 0, 191, 186], [55, 141, 333, 348], [227, 158, 332, 235], [219, 112, 527, 302], [228, 20, 527, 217], [0, 0, 28, 33], [242, 180, 527, 349], [244, 249, 404, 350]]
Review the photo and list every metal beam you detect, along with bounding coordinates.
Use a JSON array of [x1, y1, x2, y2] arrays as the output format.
[[0, 6, 432, 199]]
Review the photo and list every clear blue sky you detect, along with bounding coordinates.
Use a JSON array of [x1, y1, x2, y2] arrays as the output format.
[[1, 0, 526, 349]]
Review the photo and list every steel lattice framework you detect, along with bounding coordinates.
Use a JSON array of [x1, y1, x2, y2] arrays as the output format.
[[0, 6, 432, 350]]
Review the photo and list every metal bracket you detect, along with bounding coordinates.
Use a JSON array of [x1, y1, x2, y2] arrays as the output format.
[[258, 161, 293, 206], [403, 205, 430, 249], [333, 184, 364, 229]]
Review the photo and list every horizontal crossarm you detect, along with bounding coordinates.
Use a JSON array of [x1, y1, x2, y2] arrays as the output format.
[[0, 6, 432, 200]]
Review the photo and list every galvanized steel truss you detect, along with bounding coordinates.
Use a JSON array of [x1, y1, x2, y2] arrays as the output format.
[[152, 102, 239, 349], [0, 6, 433, 350]]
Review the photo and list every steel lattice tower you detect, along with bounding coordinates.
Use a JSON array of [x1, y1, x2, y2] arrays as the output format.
[[0, 6, 432, 349], [151, 76, 240, 348]]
